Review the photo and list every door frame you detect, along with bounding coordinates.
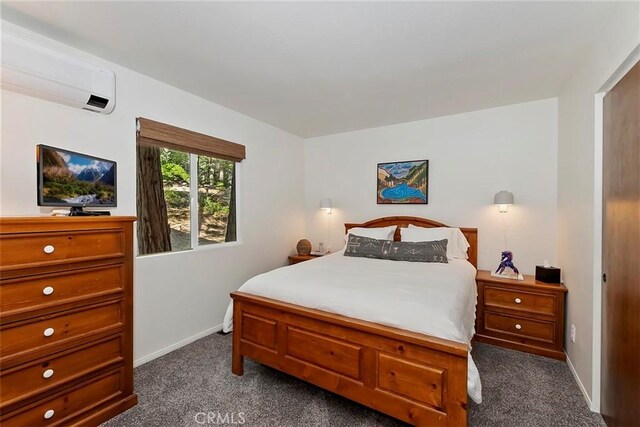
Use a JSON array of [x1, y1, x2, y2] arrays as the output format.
[[592, 44, 640, 413]]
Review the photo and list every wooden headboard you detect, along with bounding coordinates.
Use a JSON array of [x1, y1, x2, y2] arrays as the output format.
[[344, 216, 478, 268]]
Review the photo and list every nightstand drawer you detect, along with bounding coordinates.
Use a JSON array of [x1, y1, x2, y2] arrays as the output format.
[[288, 254, 322, 265], [484, 312, 555, 344], [484, 286, 555, 316]]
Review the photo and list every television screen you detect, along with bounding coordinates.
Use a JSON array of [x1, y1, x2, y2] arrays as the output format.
[[37, 145, 117, 207]]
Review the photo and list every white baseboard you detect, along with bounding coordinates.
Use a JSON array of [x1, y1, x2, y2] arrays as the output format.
[[134, 323, 223, 367], [566, 352, 594, 411]]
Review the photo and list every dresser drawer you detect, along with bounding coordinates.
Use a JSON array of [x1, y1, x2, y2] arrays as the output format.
[[0, 229, 124, 271], [0, 301, 123, 363], [484, 312, 555, 344], [1, 336, 123, 408], [483, 285, 556, 317], [0, 265, 123, 318], [1, 368, 124, 427]]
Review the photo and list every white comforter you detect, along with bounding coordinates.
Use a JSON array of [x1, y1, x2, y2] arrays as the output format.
[[223, 251, 482, 403]]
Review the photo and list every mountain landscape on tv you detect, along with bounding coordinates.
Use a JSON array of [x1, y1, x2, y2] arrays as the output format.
[[41, 147, 116, 206]]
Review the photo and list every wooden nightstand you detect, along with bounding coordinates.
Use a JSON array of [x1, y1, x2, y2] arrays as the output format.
[[474, 270, 568, 360], [288, 254, 323, 265]]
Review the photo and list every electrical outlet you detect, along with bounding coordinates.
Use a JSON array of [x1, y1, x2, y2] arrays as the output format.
[[571, 324, 576, 343]]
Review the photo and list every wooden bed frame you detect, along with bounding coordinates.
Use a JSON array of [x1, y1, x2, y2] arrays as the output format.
[[231, 216, 478, 426]]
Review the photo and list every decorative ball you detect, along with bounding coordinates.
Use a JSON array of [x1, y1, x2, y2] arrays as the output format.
[[296, 239, 312, 255]]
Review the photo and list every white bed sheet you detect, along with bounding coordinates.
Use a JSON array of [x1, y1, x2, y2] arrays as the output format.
[[222, 251, 482, 403]]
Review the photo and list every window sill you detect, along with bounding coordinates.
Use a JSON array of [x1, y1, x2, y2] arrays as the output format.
[[136, 240, 243, 259]]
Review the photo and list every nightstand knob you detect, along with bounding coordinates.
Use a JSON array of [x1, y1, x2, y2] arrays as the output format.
[[515, 324, 522, 330], [43, 327, 55, 337], [514, 298, 522, 304], [43, 245, 55, 254], [44, 409, 55, 419], [43, 286, 54, 296], [43, 368, 54, 379]]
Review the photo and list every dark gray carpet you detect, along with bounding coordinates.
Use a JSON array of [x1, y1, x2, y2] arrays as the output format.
[[103, 333, 603, 427]]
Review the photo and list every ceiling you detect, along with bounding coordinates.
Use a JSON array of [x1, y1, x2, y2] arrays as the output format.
[[1, 1, 620, 137]]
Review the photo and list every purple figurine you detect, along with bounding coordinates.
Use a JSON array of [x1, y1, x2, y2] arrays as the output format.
[[495, 250, 520, 276]]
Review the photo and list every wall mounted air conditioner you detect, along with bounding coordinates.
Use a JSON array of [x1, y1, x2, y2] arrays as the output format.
[[1, 31, 116, 114]]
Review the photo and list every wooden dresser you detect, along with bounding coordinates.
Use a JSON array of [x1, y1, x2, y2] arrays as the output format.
[[0, 217, 137, 426], [474, 270, 568, 360]]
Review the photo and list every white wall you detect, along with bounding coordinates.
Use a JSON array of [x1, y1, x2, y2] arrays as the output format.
[[557, 1, 639, 410], [0, 21, 306, 364], [304, 99, 558, 274]]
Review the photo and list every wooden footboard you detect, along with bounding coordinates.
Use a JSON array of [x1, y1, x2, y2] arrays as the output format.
[[231, 291, 468, 426]]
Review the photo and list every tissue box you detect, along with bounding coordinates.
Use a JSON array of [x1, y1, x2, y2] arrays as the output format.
[[535, 266, 561, 283]]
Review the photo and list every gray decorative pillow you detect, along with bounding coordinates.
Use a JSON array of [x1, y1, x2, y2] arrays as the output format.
[[344, 234, 448, 263]]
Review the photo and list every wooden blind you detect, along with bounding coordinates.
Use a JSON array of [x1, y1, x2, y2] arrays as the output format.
[[136, 117, 246, 162]]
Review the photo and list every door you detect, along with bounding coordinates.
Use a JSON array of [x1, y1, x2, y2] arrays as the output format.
[[601, 60, 640, 427]]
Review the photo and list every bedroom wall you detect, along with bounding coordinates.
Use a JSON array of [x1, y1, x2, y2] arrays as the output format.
[[0, 21, 306, 365], [304, 98, 558, 274], [557, 1, 639, 410]]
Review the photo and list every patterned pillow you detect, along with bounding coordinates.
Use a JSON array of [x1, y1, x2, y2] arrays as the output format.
[[344, 234, 448, 263]]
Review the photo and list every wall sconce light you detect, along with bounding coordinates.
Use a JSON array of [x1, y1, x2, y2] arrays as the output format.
[[491, 190, 523, 280], [319, 198, 333, 214], [319, 198, 333, 253], [493, 191, 514, 213]]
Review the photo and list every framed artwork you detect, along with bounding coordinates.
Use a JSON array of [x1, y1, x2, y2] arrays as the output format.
[[377, 160, 428, 204]]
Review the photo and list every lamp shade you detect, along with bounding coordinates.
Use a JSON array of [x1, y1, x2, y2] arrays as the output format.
[[493, 191, 514, 205], [319, 198, 333, 210]]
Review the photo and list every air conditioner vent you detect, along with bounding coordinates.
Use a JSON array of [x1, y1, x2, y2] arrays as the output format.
[[87, 94, 108, 109]]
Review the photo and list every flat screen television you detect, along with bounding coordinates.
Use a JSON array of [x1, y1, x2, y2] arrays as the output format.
[[37, 144, 117, 207]]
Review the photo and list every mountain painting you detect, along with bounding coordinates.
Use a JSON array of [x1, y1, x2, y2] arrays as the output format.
[[377, 160, 428, 204], [38, 145, 116, 206]]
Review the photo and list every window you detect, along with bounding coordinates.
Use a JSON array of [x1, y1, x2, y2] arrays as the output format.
[[160, 148, 191, 251], [196, 154, 236, 245], [136, 118, 244, 256], [159, 148, 236, 251]]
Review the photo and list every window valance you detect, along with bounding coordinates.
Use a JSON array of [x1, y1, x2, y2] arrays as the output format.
[[136, 117, 245, 162]]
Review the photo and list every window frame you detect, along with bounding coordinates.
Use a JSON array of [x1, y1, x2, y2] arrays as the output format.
[[189, 153, 198, 250]]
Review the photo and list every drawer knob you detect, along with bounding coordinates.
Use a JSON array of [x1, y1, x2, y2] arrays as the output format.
[[515, 324, 522, 330], [43, 327, 55, 337], [43, 286, 54, 296], [43, 245, 55, 254], [44, 409, 55, 419], [43, 368, 54, 379], [514, 298, 522, 304]]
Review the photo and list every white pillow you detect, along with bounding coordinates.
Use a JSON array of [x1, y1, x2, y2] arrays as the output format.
[[401, 226, 470, 260], [345, 225, 396, 242]]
